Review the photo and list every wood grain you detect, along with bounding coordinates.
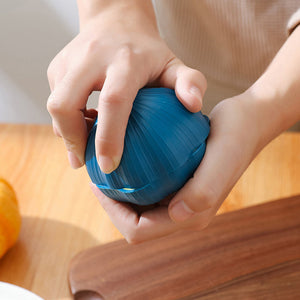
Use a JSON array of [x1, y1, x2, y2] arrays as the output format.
[[195, 260, 300, 300], [0, 124, 299, 300], [69, 196, 300, 300], [0, 124, 122, 300]]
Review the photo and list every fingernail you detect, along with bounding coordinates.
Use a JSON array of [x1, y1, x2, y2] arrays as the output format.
[[189, 86, 203, 100], [98, 156, 120, 174], [68, 151, 83, 169], [170, 201, 194, 222]]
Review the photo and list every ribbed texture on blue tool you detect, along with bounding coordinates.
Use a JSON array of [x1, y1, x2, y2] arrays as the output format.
[[85, 87, 210, 205]]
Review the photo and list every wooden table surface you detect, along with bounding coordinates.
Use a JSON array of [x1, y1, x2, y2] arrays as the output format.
[[0, 123, 299, 300]]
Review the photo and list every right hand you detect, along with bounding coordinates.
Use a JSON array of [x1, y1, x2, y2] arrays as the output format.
[[47, 0, 207, 172]]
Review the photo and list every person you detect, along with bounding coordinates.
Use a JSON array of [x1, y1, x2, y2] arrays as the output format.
[[47, 0, 300, 243]]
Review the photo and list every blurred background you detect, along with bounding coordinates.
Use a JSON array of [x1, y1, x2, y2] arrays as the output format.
[[0, 0, 94, 124], [0, 1, 298, 130]]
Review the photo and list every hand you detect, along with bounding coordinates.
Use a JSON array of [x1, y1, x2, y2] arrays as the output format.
[[90, 25, 300, 243], [90, 92, 266, 243], [47, 0, 206, 172]]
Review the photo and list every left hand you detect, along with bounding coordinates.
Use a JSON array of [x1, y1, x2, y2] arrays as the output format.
[[90, 92, 269, 243]]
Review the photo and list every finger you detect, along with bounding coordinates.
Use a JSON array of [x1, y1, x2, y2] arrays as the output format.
[[83, 108, 98, 119], [168, 117, 245, 223], [47, 52, 67, 92], [159, 59, 207, 112], [90, 183, 180, 243], [52, 120, 61, 137], [84, 109, 98, 133], [47, 68, 95, 168], [96, 55, 145, 174], [52, 109, 96, 140]]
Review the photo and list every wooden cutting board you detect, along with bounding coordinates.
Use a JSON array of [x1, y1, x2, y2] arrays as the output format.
[[69, 195, 300, 300]]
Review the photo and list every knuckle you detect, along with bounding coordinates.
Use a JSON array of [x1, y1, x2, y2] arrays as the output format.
[[47, 97, 59, 115], [71, 38, 102, 67], [47, 97, 66, 116], [115, 44, 142, 70], [47, 80, 78, 116], [96, 136, 119, 157], [117, 44, 135, 60], [83, 38, 101, 59], [101, 90, 128, 106]]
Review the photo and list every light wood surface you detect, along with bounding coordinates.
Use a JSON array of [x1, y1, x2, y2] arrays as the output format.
[[0, 123, 299, 300]]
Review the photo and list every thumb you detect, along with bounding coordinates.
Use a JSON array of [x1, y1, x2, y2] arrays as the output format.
[[168, 107, 250, 222], [159, 59, 207, 112]]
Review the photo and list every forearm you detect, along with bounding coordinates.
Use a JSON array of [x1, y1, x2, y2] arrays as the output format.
[[247, 25, 300, 144], [77, 0, 158, 33]]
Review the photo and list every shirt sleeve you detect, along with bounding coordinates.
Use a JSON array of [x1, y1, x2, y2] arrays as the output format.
[[287, 8, 300, 35]]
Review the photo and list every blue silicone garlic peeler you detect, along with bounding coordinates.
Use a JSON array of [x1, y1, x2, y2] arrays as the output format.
[[85, 87, 210, 206]]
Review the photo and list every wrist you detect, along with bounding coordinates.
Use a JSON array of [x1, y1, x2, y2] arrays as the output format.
[[246, 26, 300, 138], [77, 0, 158, 33], [247, 75, 298, 135], [241, 79, 297, 152]]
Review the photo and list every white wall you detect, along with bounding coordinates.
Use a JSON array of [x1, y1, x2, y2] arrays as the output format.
[[0, 0, 81, 123]]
